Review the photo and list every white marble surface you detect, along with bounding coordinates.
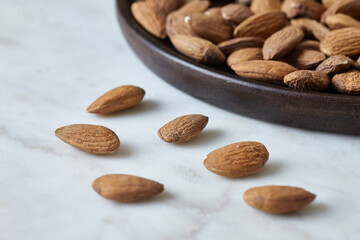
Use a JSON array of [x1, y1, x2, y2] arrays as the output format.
[[1, 1, 360, 239]]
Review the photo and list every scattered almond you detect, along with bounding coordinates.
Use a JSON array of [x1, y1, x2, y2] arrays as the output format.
[[284, 70, 330, 91], [332, 70, 360, 95], [55, 124, 120, 154], [243, 185, 316, 214], [316, 55, 354, 75], [87, 85, 145, 114], [262, 26, 304, 60], [232, 60, 298, 85], [203, 141, 269, 178], [158, 114, 208, 143], [92, 174, 164, 202]]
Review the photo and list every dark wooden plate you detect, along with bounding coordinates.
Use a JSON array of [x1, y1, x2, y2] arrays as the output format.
[[116, 0, 360, 135]]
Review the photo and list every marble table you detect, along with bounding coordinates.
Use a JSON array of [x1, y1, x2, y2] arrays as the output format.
[[1, 0, 359, 239]]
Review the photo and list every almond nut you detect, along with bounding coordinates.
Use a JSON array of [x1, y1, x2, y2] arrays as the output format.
[[231, 60, 298, 85], [203, 141, 269, 178], [284, 70, 330, 91], [263, 26, 304, 60], [92, 174, 164, 202], [243, 185, 316, 214], [158, 114, 209, 143], [55, 124, 120, 154], [87, 85, 145, 114]]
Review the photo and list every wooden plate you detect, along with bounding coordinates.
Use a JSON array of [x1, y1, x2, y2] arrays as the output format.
[[116, 0, 360, 135]]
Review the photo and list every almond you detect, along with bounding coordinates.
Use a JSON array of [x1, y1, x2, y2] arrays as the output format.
[[87, 85, 145, 114], [281, 0, 325, 20], [227, 48, 263, 67], [131, 1, 167, 39], [316, 55, 354, 75], [322, 0, 338, 8], [309, 19, 330, 41], [221, 3, 253, 27], [243, 185, 316, 214], [55, 124, 120, 154], [92, 174, 164, 202], [282, 49, 326, 69], [234, 11, 288, 39], [170, 35, 226, 65], [284, 70, 330, 91], [325, 13, 360, 29], [321, 0, 360, 24], [158, 114, 208, 143], [231, 60, 298, 85], [332, 70, 360, 95], [263, 26, 304, 60], [177, 0, 210, 16], [320, 27, 360, 56], [250, 0, 281, 14], [188, 8, 233, 44], [203, 141, 269, 178], [166, 12, 196, 38], [146, 0, 181, 14], [217, 37, 264, 55], [297, 40, 320, 51]]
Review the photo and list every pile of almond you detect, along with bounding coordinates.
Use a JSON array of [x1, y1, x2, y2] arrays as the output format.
[[131, 0, 360, 95]]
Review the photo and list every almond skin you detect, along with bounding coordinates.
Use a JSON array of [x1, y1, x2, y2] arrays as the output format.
[[243, 185, 316, 214], [325, 13, 360, 29], [166, 11, 196, 38], [227, 48, 263, 67], [170, 35, 226, 65], [217, 37, 264, 55], [231, 60, 298, 85], [282, 49, 326, 69], [146, 0, 181, 14], [332, 70, 360, 95], [177, 0, 210, 16], [234, 11, 288, 39], [188, 8, 233, 44], [263, 26, 304, 60], [297, 40, 320, 51], [203, 141, 269, 178], [281, 0, 325, 20], [321, 0, 360, 24], [131, 1, 167, 39], [221, 3, 253, 26], [55, 124, 120, 154], [316, 55, 354, 75], [92, 174, 164, 202], [250, 0, 281, 14], [87, 85, 145, 114], [320, 27, 360, 56], [284, 70, 330, 92], [158, 114, 209, 143]]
